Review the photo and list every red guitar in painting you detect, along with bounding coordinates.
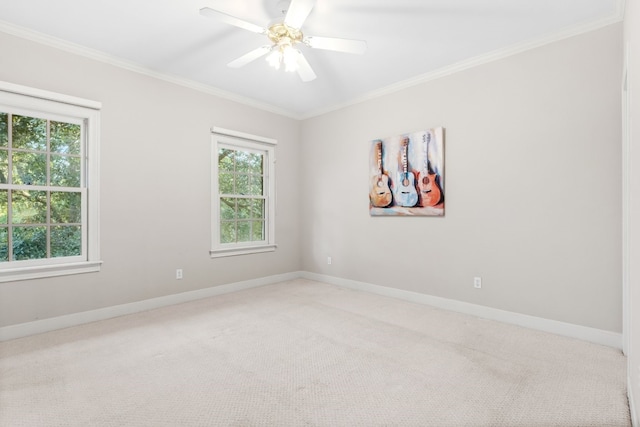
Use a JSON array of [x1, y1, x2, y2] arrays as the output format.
[[395, 137, 418, 207], [370, 141, 393, 207], [418, 132, 443, 207]]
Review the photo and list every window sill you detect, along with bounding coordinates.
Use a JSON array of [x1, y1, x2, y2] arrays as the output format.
[[0, 261, 102, 283], [210, 244, 277, 258]]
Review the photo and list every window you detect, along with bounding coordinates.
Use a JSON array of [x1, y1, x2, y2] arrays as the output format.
[[211, 127, 276, 257], [0, 81, 101, 282]]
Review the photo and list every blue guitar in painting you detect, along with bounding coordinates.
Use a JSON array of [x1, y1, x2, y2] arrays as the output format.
[[395, 137, 418, 207]]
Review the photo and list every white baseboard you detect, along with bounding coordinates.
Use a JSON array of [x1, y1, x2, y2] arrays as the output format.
[[301, 272, 623, 349], [0, 271, 300, 342], [0, 270, 623, 350]]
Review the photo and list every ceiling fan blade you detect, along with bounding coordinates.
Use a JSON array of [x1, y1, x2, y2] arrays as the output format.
[[304, 36, 367, 54], [283, 0, 316, 29], [295, 51, 316, 82], [199, 7, 266, 34], [228, 46, 272, 68]]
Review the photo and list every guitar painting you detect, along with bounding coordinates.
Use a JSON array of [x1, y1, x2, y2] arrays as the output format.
[[417, 132, 443, 207], [369, 141, 393, 208], [394, 137, 419, 207], [369, 128, 444, 216]]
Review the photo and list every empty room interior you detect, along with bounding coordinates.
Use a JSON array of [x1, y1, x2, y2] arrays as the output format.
[[1, 0, 640, 426]]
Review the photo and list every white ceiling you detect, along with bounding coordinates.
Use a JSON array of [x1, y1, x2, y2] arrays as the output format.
[[0, 0, 623, 119]]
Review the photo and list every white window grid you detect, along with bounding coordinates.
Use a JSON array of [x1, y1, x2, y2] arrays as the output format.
[[210, 127, 276, 258], [0, 81, 101, 282]]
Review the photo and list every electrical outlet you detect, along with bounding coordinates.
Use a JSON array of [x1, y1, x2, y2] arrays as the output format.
[[474, 277, 482, 289], [327, 256, 332, 265], [176, 269, 183, 280]]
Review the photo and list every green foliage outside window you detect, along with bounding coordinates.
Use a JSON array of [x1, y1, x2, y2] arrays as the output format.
[[0, 112, 83, 262], [218, 148, 265, 244]]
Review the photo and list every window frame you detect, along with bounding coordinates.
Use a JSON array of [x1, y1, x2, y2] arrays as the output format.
[[0, 81, 101, 282], [210, 127, 276, 258]]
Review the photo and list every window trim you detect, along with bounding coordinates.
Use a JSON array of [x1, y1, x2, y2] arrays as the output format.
[[0, 81, 101, 282], [210, 127, 276, 258]]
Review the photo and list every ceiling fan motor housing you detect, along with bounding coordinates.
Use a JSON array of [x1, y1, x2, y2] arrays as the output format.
[[267, 22, 303, 46]]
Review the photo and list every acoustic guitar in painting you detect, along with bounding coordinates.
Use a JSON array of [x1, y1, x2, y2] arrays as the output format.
[[418, 132, 443, 207], [395, 138, 418, 207], [369, 141, 393, 207]]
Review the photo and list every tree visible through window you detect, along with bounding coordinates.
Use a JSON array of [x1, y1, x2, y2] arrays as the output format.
[[218, 147, 265, 244], [0, 112, 83, 262], [0, 82, 100, 282], [211, 129, 276, 257]]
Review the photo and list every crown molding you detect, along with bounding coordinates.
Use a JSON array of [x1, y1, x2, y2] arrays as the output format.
[[300, 10, 625, 120], [0, 19, 300, 120], [0, 2, 624, 122]]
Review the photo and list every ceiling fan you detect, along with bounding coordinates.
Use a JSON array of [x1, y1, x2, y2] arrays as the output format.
[[199, 0, 367, 82]]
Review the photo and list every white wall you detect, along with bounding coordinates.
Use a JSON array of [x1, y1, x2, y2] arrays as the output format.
[[0, 22, 625, 339], [624, 0, 640, 422], [0, 32, 302, 327], [300, 24, 623, 333]]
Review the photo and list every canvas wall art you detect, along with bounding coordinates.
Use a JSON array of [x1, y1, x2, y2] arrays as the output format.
[[369, 128, 444, 216]]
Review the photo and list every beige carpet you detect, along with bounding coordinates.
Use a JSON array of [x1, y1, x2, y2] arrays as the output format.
[[0, 279, 630, 426]]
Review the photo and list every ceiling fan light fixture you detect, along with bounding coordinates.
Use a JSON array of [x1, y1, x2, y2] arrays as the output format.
[[201, 0, 365, 82], [266, 37, 300, 72], [266, 48, 282, 70], [282, 46, 298, 72]]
